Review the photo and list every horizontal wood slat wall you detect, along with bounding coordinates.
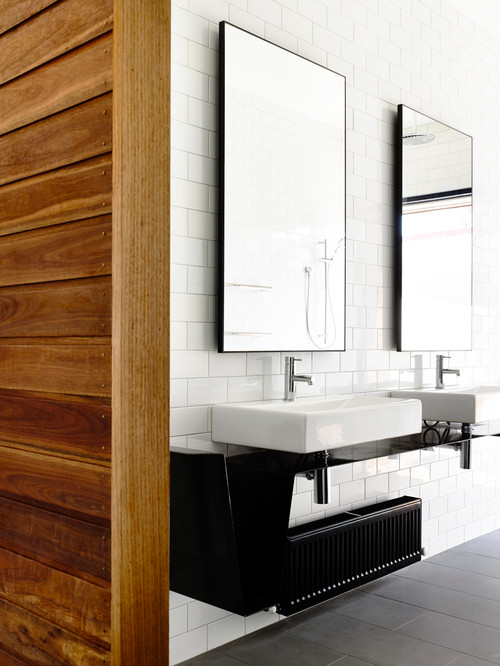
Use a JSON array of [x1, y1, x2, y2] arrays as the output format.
[[0, 391, 111, 462], [0, 597, 110, 665], [0, 216, 112, 285], [0, 445, 110, 521], [0, 0, 112, 662], [0, 0, 60, 36], [0, 93, 112, 186], [0, 497, 110, 583], [0, 0, 112, 85], [0, 155, 112, 236], [0, 32, 112, 136], [0, 277, 111, 337], [0, 548, 110, 646]]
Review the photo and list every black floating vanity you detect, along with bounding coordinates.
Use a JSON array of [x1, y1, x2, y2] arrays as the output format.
[[171, 423, 496, 617]]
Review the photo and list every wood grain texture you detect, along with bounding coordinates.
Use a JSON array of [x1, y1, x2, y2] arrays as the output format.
[[0, 277, 111, 337], [0, 445, 110, 522], [0, 597, 110, 664], [0, 0, 57, 35], [0, 496, 110, 584], [0, 155, 111, 237], [0, 93, 112, 187], [0, 216, 111, 287], [0, 0, 112, 85], [0, 33, 112, 136], [0, 391, 110, 462], [0, 341, 110, 396], [112, 0, 170, 662], [0, 0, 60, 36], [0, 645, 35, 666], [0, 547, 110, 646]]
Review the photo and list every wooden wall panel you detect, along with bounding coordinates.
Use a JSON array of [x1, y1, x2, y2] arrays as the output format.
[[0, 392, 110, 462], [0, 216, 111, 286], [0, 548, 110, 646], [0, 155, 111, 236], [0, 647, 29, 666], [0, 0, 112, 85], [0, 94, 112, 186], [0, 0, 60, 36], [0, 497, 110, 584], [0, 0, 113, 661], [0, 446, 110, 521], [0, 597, 110, 665], [0, 277, 111, 337], [0, 342, 110, 396], [0, 33, 112, 136]]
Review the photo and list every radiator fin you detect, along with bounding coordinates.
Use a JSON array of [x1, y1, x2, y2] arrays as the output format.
[[279, 496, 421, 615]]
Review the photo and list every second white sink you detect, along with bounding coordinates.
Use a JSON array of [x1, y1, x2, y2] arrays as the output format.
[[391, 385, 500, 424], [212, 394, 422, 454]]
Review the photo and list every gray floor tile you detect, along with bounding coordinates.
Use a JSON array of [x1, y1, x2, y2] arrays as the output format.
[[480, 531, 500, 544], [394, 560, 500, 601], [455, 537, 500, 559], [321, 590, 425, 630], [177, 530, 500, 666], [448, 655, 500, 666], [288, 609, 462, 666], [221, 626, 346, 666], [396, 610, 500, 663], [361, 572, 500, 629], [335, 657, 376, 665], [179, 652, 248, 666], [424, 550, 500, 579]]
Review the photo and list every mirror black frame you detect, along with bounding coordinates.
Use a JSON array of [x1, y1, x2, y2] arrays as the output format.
[[218, 21, 346, 353], [396, 104, 473, 352]]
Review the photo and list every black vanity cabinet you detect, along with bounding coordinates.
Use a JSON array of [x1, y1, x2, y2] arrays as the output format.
[[170, 447, 422, 617]]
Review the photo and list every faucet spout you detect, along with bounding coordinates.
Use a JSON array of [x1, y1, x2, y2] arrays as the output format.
[[284, 356, 313, 401], [436, 354, 461, 390]]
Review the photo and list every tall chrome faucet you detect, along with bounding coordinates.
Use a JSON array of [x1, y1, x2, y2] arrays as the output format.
[[284, 356, 313, 401], [436, 354, 460, 389]]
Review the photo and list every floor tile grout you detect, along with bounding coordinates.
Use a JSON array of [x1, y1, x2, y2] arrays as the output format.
[[178, 530, 500, 666]]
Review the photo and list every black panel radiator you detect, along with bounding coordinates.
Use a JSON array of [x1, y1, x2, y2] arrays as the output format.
[[279, 496, 422, 615]]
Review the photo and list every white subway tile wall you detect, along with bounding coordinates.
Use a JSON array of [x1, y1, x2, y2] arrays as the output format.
[[170, 1, 500, 662]]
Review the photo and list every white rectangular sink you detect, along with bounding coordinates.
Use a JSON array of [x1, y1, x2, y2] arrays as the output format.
[[212, 395, 422, 454], [391, 386, 500, 424]]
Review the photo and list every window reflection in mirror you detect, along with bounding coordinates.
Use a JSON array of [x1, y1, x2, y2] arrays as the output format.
[[219, 22, 346, 352], [397, 105, 472, 351]]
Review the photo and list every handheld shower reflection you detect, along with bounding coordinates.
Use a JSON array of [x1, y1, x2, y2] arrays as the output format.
[[304, 237, 343, 349]]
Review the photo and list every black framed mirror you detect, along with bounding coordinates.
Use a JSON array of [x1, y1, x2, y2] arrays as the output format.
[[218, 22, 346, 353], [396, 105, 473, 351]]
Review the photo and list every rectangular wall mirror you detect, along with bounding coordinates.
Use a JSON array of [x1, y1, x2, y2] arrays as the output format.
[[396, 105, 473, 351], [218, 22, 346, 352]]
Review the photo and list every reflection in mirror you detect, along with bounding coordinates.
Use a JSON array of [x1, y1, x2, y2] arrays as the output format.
[[219, 22, 346, 352], [397, 105, 473, 351]]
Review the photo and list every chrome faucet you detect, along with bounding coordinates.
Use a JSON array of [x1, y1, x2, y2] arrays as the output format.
[[436, 354, 460, 389], [284, 356, 313, 401]]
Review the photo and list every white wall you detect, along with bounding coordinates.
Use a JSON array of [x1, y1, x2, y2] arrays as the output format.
[[170, 0, 500, 662]]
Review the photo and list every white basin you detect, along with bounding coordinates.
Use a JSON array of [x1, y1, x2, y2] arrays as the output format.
[[212, 395, 422, 454], [391, 386, 500, 424]]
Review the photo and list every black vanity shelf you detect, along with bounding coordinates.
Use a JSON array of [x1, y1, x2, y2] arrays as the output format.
[[171, 418, 500, 619], [171, 423, 497, 618]]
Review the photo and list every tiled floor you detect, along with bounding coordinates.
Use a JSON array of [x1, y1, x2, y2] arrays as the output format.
[[179, 529, 500, 665]]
